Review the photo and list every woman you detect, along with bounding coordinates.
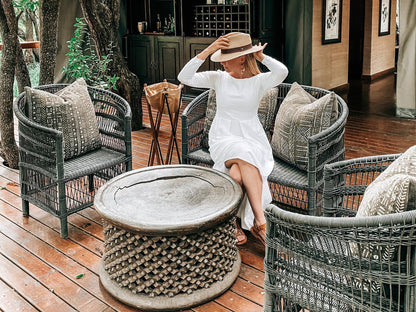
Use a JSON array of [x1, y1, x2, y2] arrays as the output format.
[[178, 32, 288, 246]]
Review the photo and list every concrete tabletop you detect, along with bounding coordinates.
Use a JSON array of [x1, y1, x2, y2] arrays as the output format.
[[94, 164, 243, 235]]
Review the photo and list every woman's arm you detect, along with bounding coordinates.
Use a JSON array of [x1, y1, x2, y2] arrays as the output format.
[[177, 36, 230, 88], [254, 43, 289, 91], [177, 57, 216, 88]]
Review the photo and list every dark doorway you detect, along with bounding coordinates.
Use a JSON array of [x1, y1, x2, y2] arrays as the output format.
[[348, 0, 365, 80]]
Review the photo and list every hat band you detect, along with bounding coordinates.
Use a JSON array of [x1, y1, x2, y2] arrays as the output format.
[[221, 43, 253, 54]]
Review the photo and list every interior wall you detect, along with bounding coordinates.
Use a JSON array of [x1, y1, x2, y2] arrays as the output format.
[[362, 0, 397, 77], [311, 0, 350, 90]]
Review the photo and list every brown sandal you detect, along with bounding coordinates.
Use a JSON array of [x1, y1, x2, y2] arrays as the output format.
[[236, 222, 247, 245], [250, 223, 266, 246]]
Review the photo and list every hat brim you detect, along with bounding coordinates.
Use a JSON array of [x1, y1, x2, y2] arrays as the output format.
[[210, 45, 263, 62]]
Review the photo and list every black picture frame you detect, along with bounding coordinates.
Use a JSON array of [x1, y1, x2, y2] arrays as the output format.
[[378, 0, 391, 36], [322, 0, 343, 44]]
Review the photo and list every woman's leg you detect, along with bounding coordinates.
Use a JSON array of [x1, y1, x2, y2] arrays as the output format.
[[225, 159, 266, 227], [229, 163, 247, 245]]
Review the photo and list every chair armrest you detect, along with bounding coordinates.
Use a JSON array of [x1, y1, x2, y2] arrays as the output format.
[[264, 203, 416, 312], [307, 96, 349, 188], [323, 153, 401, 216], [91, 89, 132, 164], [181, 90, 209, 163], [13, 94, 63, 178]]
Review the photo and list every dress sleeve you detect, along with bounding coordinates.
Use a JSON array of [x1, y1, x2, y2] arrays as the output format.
[[177, 56, 219, 89], [258, 55, 289, 92]]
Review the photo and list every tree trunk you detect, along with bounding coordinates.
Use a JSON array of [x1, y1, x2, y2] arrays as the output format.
[[15, 11, 31, 95], [15, 39, 31, 94], [0, 0, 20, 168], [79, 0, 142, 130], [24, 9, 34, 63], [28, 9, 40, 62], [39, 0, 60, 85]]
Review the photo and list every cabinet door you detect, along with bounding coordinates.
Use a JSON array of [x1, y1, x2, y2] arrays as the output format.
[[154, 36, 183, 84], [183, 37, 222, 96], [127, 35, 155, 85]]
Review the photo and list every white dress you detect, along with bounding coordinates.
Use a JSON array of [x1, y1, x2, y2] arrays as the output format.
[[178, 55, 288, 230]]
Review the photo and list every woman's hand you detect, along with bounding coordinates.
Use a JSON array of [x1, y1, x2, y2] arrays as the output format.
[[197, 35, 230, 61], [254, 42, 268, 62]]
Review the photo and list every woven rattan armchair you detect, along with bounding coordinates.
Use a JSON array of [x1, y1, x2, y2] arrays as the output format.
[[264, 154, 416, 312], [181, 83, 349, 215], [13, 84, 132, 238]]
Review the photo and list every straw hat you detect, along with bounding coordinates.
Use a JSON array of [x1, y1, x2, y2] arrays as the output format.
[[211, 32, 263, 62]]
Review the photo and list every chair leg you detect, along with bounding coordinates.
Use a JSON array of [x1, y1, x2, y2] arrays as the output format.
[[60, 216, 68, 239], [20, 168, 29, 217], [22, 199, 29, 217], [88, 174, 94, 192], [58, 180, 68, 238]]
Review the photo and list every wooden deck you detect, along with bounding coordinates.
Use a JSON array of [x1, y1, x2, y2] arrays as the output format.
[[1, 76, 415, 311]]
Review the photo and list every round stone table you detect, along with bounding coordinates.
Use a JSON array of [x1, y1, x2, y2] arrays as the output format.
[[94, 165, 243, 311]]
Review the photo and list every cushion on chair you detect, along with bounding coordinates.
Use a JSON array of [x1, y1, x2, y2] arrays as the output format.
[[200, 88, 279, 149], [356, 145, 416, 219], [271, 82, 338, 171], [25, 78, 102, 160], [351, 145, 416, 270], [201, 89, 217, 149]]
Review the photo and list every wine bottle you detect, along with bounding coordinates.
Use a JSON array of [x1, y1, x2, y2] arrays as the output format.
[[156, 13, 162, 32], [170, 16, 175, 34]]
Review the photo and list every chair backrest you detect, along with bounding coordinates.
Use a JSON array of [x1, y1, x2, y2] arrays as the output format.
[[268, 83, 347, 138], [14, 83, 132, 164], [264, 203, 416, 311]]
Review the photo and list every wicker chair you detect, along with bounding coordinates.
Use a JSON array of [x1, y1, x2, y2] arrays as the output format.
[[181, 83, 349, 215], [13, 84, 132, 238], [264, 154, 416, 312]]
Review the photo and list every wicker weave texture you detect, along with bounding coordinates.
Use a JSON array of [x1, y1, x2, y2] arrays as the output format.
[[14, 84, 132, 238], [102, 218, 238, 297], [181, 83, 349, 215], [264, 154, 416, 312]]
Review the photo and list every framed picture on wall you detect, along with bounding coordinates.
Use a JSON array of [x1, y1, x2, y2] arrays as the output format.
[[322, 0, 343, 44], [379, 0, 391, 36]]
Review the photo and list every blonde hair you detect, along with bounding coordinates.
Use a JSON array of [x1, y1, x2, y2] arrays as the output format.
[[244, 53, 261, 76]]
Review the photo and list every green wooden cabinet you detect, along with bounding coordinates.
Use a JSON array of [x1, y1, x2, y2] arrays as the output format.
[[127, 35, 182, 86], [125, 0, 285, 95], [154, 36, 183, 84], [127, 35, 154, 85]]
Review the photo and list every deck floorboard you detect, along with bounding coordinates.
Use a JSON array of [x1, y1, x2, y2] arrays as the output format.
[[1, 80, 415, 311]]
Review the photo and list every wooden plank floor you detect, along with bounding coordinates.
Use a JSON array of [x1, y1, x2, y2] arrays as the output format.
[[1, 75, 415, 311]]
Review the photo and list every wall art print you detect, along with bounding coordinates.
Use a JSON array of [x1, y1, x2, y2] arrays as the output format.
[[322, 0, 343, 44], [379, 0, 391, 36]]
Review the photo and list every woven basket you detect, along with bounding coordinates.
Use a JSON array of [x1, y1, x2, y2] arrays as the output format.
[[144, 80, 183, 114]]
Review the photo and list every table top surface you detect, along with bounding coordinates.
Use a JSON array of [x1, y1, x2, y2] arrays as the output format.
[[94, 165, 243, 235]]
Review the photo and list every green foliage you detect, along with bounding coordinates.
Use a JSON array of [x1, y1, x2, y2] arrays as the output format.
[[62, 17, 119, 90], [12, 0, 39, 11]]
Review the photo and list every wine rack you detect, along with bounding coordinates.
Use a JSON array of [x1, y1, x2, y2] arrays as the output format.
[[191, 4, 250, 37]]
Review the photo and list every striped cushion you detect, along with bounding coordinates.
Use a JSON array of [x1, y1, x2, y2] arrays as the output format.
[[200, 88, 279, 149], [271, 82, 338, 171], [26, 78, 102, 160]]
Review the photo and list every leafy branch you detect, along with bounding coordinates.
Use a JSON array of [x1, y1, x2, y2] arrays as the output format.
[[62, 17, 119, 90]]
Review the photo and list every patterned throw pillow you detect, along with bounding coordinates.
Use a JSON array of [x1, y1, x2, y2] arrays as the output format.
[[200, 88, 279, 149], [201, 89, 217, 149], [349, 146, 416, 292], [271, 82, 338, 171], [26, 78, 102, 160], [351, 145, 416, 260]]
